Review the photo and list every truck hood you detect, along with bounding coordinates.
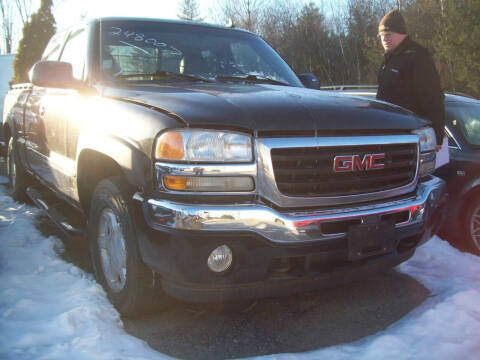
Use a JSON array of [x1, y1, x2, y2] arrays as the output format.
[[103, 83, 429, 134]]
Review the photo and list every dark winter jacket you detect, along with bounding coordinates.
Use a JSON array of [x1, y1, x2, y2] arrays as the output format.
[[377, 37, 445, 145]]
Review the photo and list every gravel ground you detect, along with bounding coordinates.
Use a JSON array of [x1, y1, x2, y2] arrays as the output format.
[[121, 270, 428, 360]]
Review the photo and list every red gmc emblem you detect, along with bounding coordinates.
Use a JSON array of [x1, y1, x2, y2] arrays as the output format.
[[333, 153, 386, 172]]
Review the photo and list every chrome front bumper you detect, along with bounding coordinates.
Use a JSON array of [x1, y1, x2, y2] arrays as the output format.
[[139, 176, 445, 244]]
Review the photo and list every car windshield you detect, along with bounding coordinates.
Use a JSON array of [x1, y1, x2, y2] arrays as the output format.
[[100, 20, 302, 87], [446, 101, 480, 147]]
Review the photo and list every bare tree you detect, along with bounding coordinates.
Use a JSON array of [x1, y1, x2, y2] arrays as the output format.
[[260, 0, 299, 66], [178, 0, 203, 21], [14, 0, 33, 25], [215, 0, 265, 32], [0, 0, 14, 53], [0, 0, 34, 54]]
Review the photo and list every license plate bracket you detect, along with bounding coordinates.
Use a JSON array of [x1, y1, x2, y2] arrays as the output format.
[[347, 219, 396, 261]]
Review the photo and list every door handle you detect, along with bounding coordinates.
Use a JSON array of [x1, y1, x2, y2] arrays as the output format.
[[39, 104, 46, 118]]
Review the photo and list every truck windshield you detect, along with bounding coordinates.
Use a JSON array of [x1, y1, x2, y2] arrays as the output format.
[[100, 19, 303, 87], [446, 102, 480, 147]]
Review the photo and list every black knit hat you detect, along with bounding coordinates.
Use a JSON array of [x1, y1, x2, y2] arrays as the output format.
[[379, 10, 407, 34]]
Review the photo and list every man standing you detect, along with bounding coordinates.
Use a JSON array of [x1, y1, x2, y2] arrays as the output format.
[[376, 10, 445, 150]]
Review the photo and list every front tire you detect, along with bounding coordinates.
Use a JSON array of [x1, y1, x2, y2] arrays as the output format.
[[464, 195, 480, 255], [88, 176, 166, 316], [6, 137, 30, 201]]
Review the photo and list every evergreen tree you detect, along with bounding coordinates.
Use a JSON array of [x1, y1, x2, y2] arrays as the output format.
[[291, 3, 333, 84], [12, 0, 55, 84], [400, 0, 480, 97], [443, 0, 480, 97]]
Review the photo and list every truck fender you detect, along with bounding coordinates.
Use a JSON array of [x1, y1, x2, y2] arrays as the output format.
[[76, 132, 152, 191], [460, 177, 480, 200]]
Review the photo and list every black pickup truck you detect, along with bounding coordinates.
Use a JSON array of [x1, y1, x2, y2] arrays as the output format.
[[2, 17, 446, 315]]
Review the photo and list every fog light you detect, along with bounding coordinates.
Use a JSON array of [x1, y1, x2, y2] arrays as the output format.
[[207, 245, 233, 273]]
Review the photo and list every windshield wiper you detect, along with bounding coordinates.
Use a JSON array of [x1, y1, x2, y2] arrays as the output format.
[[116, 71, 213, 83], [215, 74, 290, 86]]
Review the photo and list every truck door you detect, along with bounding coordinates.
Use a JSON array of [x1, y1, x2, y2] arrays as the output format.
[[24, 32, 64, 186], [27, 29, 87, 199]]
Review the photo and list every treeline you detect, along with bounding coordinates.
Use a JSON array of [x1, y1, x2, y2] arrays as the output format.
[[208, 0, 480, 97], [5, 0, 479, 97]]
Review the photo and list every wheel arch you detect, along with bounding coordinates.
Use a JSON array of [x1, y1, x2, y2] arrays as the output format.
[[458, 180, 480, 218], [76, 134, 153, 215], [3, 123, 11, 142], [457, 181, 480, 253]]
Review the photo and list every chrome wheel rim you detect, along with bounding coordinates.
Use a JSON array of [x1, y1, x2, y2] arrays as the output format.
[[98, 208, 127, 292], [470, 202, 480, 250]]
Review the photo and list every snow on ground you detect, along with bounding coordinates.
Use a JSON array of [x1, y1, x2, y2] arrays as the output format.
[[1, 174, 480, 360], [0, 177, 173, 360]]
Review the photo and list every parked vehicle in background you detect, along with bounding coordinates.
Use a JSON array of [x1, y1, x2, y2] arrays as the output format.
[[0, 54, 15, 156], [3, 18, 446, 316], [326, 86, 480, 254], [435, 95, 480, 254]]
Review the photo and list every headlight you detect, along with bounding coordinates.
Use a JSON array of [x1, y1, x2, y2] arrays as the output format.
[[156, 129, 253, 162], [413, 127, 436, 177], [412, 127, 436, 152]]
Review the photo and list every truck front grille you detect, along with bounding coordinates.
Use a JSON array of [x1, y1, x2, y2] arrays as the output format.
[[271, 143, 417, 197]]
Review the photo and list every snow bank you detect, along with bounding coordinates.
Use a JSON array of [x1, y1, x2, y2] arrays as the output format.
[[253, 231, 480, 360], [0, 176, 171, 360]]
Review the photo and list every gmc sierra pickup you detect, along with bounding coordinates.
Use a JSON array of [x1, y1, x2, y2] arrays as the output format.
[[3, 17, 446, 316]]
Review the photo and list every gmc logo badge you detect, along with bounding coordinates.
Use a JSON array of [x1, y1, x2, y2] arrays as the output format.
[[333, 153, 386, 172]]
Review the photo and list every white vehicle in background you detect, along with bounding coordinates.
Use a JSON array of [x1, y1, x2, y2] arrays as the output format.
[[0, 54, 15, 155]]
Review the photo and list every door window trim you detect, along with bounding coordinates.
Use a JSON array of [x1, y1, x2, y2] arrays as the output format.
[[446, 126, 462, 151]]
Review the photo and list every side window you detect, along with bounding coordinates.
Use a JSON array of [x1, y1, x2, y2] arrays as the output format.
[[42, 32, 65, 61], [60, 29, 87, 80]]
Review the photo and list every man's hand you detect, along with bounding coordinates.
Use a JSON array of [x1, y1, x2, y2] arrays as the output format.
[[435, 144, 442, 151]]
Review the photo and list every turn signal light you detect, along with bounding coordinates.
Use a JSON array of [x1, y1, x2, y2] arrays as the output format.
[[163, 175, 254, 192], [156, 132, 184, 160], [163, 175, 188, 190]]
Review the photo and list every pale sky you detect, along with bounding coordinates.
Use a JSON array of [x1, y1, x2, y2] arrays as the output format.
[[53, 0, 219, 30], [53, 0, 338, 30], [3, 0, 218, 53]]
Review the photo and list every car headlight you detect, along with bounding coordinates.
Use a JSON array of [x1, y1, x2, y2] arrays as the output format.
[[155, 129, 253, 162], [412, 127, 436, 177], [412, 127, 436, 152], [155, 129, 255, 192]]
